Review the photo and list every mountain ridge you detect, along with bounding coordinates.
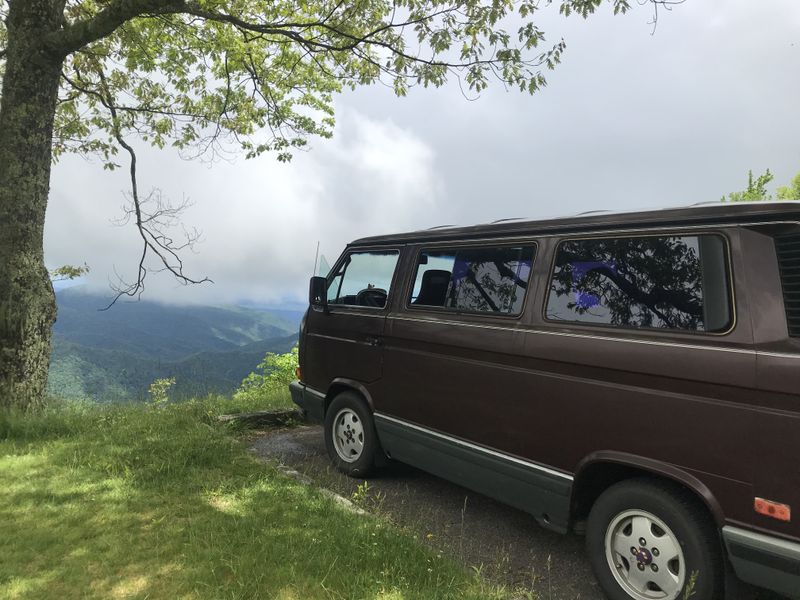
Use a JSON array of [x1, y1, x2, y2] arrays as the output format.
[[49, 288, 302, 401]]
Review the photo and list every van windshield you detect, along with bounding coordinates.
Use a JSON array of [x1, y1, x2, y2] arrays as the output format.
[[327, 250, 399, 308]]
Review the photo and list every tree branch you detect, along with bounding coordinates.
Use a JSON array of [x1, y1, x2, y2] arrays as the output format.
[[177, 3, 490, 71], [642, 0, 686, 34], [73, 69, 212, 309], [48, 0, 185, 56]]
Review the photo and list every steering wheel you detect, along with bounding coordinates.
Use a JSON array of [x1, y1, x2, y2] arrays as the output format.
[[356, 288, 388, 308]]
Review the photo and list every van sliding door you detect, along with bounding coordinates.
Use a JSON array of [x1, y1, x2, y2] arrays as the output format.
[[519, 229, 757, 528]]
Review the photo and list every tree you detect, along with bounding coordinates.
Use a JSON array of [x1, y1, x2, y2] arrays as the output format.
[[0, 0, 676, 409], [721, 169, 774, 202], [721, 168, 800, 203], [777, 172, 800, 200]]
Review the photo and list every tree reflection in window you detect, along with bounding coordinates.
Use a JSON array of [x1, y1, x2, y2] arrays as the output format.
[[411, 246, 535, 315], [546, 235, 731, 332]]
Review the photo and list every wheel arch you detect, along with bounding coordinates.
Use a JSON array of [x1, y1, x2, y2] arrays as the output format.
[[325, 378, 375, 415], [571, 451, 726, 529]]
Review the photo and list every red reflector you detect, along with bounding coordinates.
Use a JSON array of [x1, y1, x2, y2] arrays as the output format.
[[754, 497, 791, 522], [295, 367, 302, 380]]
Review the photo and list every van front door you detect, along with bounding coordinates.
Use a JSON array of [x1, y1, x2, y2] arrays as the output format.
[[304, 248, 401, 393]]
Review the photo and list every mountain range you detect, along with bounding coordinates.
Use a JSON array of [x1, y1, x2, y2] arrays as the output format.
[[49, 288, 302, 401]]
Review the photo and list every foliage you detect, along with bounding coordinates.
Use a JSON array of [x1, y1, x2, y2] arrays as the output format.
[[49, 263, 90, 282], [0, 395, 507, 599], [721, 169, 774, 202], [721, 168, 800, 202], [147, 376, 176, 405], [682, 570, 699, 599], [49, 334, 298, 401], [777, 172, 800, 200], [234, 346, 299, 406], [44, 0, 644, 168]]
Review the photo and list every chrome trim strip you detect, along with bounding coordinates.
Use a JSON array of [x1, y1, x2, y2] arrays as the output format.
[[306, 332, 369, 345], [387, 315, 760, 356], [527, 327, 752, 355], [324, 310, 387, 318], [312, 313, 799, 357], [374, 412, 574, 482], [389, 315, 522, 332], [755, 351, 800, 360]]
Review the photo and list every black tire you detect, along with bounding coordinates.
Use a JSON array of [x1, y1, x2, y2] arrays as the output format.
[[586, 478, 723, 600], [324, 391, 381, 477]]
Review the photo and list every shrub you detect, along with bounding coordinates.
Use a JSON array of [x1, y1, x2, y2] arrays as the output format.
[[233, 346, 298, 407], [148, 377, 176, 406]]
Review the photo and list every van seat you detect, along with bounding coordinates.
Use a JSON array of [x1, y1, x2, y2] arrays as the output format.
[[414, 269, 451, 306]]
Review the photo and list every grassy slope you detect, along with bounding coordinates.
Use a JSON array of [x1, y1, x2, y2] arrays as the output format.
[[0, 394, 506, 600]]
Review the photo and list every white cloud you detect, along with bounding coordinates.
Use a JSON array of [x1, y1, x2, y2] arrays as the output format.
[[45, 0, 800, 306], [45, 109, 445, 305]]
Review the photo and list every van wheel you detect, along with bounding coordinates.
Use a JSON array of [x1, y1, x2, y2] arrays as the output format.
[[586, 479, 723, 600], [324, 391, 380, 478]]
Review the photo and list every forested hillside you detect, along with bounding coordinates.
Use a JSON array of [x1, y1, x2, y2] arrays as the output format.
[[48, 288, 301, 401]]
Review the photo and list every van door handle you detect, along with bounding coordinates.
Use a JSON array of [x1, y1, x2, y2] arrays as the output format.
[[366, 336, 382, 347]]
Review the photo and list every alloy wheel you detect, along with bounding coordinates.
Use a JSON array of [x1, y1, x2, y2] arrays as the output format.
[[331, 408, 364, 463], [604, 509, 686, 600]]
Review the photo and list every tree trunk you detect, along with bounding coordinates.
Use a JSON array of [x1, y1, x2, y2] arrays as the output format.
[[0, 1, 65, 409]]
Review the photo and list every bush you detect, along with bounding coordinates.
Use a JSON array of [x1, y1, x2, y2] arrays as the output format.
[[148, 377, 176, 406], [232, 346, 298, 408]]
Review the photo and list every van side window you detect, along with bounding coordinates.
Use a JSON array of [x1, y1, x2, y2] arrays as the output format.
[[409, 246, 535, 315], [545, 235, 732, 332], [327, 250, 399, 308]]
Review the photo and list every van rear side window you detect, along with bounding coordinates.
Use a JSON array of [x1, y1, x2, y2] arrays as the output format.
[[545, 234, 732, 332], [409, 245, 535, 315]]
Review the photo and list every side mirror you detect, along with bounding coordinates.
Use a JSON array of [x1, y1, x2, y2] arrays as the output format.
[[309, 276, 328, 310]]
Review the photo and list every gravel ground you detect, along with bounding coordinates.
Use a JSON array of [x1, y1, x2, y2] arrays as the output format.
[[250, 425, 785, 600]]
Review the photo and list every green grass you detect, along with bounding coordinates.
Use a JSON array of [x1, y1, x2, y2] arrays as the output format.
[[0, 393, 507, 600]]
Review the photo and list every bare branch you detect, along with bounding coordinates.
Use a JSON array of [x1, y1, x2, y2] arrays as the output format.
[[68, 69, 212, 309], [641, 0, 686, 34]]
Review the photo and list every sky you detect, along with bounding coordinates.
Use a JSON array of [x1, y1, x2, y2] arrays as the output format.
[[45, 0, 800, 308]]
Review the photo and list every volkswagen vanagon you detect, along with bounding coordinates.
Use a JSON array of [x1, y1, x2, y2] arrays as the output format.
[[290, 202, 800, 600]]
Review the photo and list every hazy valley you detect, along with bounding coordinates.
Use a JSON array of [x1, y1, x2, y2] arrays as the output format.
[[49, 288, 301, 401]]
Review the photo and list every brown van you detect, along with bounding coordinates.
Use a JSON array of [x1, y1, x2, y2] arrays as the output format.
[[290, 202, 800, 600]]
